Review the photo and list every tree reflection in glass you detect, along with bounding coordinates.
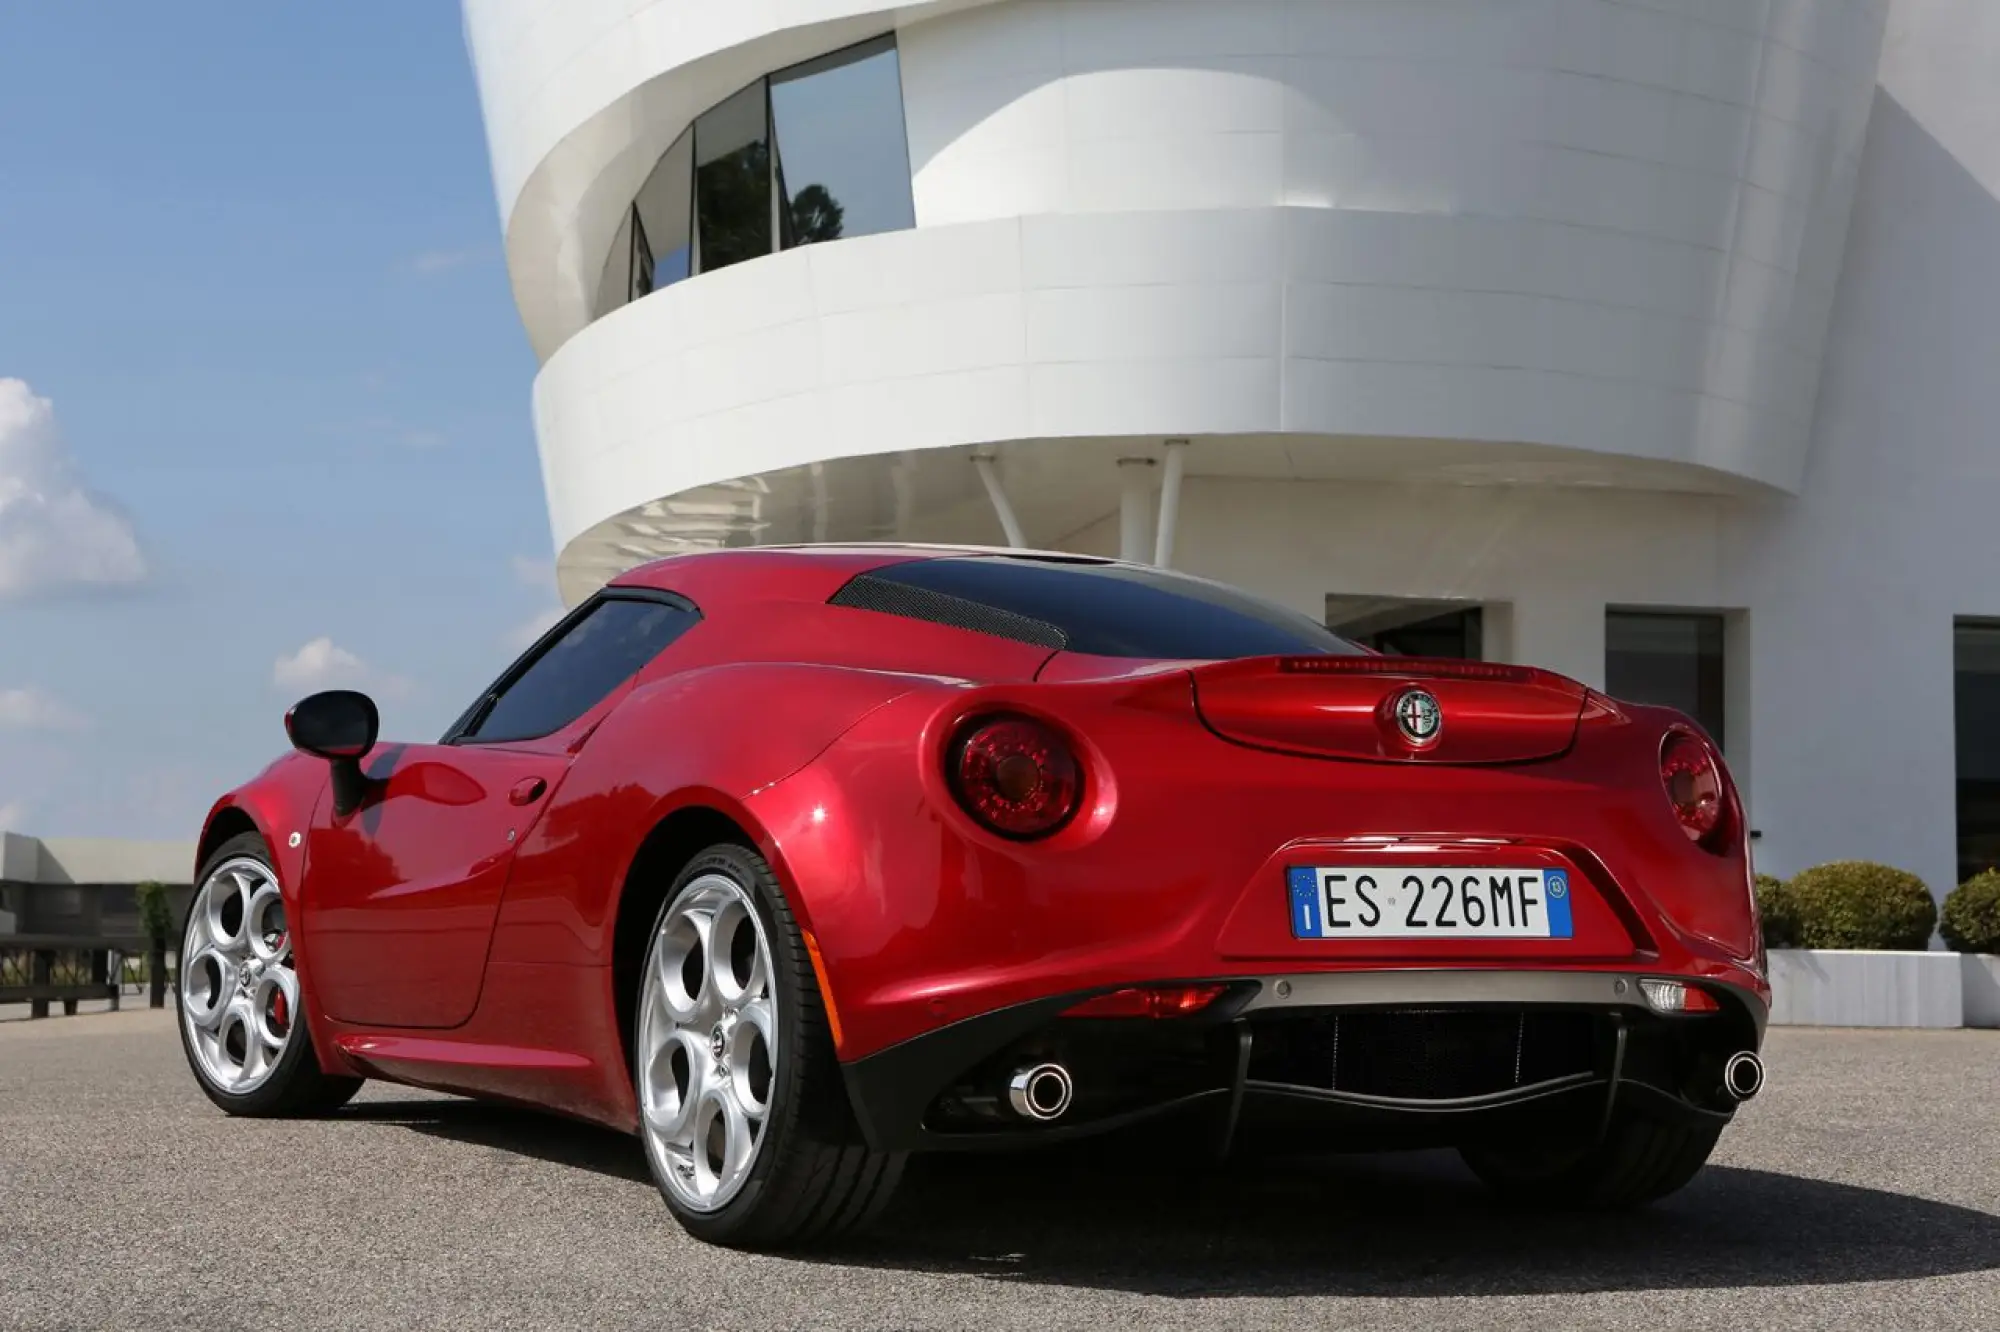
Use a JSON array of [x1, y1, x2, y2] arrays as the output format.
[[771, 36, 913, 251], [694, 84, 772, 274]]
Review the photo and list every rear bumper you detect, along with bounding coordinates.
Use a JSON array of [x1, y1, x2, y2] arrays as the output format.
[[840, 968, 1768, 1154]]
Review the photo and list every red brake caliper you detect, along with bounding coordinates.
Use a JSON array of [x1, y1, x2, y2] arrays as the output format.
[[270, 936, 289, 1031]]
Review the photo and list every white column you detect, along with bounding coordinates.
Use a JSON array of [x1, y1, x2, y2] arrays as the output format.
[[1118, 457, 1157, 563], [1153, 439, 1189, 568], [971, 451, 1027, 548]]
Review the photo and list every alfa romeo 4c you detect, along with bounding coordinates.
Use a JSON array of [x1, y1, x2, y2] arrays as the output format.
[[175, 545, 1769, 1247]]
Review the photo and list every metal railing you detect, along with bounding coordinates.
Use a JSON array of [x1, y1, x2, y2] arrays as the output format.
[[0, 934, 173, 1018]]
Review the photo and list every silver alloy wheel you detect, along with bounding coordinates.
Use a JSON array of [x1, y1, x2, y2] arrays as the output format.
[[637, 872, 779, 1213], [179, 855, 298, 1096]]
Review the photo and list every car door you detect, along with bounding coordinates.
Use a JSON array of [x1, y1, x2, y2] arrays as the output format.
[[302, 589, 701, 1030]]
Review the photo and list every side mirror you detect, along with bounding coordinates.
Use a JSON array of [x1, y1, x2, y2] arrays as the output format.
[[285, 690, 379, 817]]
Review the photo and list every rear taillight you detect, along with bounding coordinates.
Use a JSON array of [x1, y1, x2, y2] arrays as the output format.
[[947, 714, 1082, 839], [1660, 729, 1725, 845]]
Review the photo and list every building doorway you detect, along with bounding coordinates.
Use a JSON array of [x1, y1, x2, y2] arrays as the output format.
[[1954, 619, 2000, 885]]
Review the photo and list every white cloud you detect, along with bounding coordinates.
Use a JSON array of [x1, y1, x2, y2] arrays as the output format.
[[272, 637, 411, 699], [358, 416, 448, 450], [0, 378, 148, 599], [510, 555, 557, 591], [406, 246, 491, 275], [0, 686, 88, 731], [503, 555, 564, 651], [503, 606, 565, 652], [0, 801, 24, 831]]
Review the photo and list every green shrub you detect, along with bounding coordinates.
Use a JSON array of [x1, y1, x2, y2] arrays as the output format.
[[1941, 870, 2000, 954], [1753, 873, 1802, 949], [134, 880, 174, 944], [1787, 861, 1937, 951]]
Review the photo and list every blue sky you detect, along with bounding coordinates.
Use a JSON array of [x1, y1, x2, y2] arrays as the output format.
[[0, 6, 563, 839]]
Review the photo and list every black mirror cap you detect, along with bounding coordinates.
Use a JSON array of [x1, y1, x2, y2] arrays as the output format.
[[285, 690, 379, 762]]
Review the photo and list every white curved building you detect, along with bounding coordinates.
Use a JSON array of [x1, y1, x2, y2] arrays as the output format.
[[464, 0, 2000, 905]]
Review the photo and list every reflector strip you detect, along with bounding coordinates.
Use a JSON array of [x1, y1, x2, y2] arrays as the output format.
[[1062, 984, 1227, 1019], [800, 928, 843, 1051]]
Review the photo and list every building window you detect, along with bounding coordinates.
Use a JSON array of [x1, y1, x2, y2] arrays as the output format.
[[597, 208, 635, 317], [1953, 620, 2000, 883], [1326, 598, 1483, 659], [593, 35, 914, 318], [694, 83, 772, 275], [1605, 611, 1725, 747], [628, 206, 654, 304], [635, 130, 693, 290], [770, 35, 915, 250]]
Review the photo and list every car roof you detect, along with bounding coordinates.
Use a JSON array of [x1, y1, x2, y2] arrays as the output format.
[[605, 543, 1121, 607]]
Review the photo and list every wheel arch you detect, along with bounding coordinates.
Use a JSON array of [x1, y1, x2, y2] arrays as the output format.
[[196, 804, 262, 873], [609, 793, 816, 1080]]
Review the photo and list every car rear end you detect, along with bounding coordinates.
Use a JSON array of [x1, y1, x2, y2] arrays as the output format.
[[744, 554, 1768, 1184]]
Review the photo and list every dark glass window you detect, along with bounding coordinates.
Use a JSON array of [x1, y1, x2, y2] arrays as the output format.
[[840, 556, 1364, 660], [1954, 620, 2000, 883], [462, 595, 698, 744], [596, 208, 635, 318], [694, 83, 772, 274], [635, 130, 693, 290], [1329, 603, 1483, 659], [1605, 611, 1725, 747], [628, 206, 654, 304], [598, 35, 917, 317], [770, 36, 915, 250]]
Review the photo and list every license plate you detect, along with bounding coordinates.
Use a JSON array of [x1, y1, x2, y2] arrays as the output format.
[[1287, 866, 1574, 940]]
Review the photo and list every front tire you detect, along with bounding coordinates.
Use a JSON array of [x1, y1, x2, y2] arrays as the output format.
[[633, 843, 904, 1248], [175, 831, 362, 1117], [1459, 1111, 1724, 1209]]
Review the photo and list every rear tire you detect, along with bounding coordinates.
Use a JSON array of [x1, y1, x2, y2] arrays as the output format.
[[176, 831, 364, 1118], [632, 842, 904, 1248], [1459, 1111, 1724, 1209]]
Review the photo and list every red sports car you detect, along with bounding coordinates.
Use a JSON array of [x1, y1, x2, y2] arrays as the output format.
[[176, 545, 1768, 1247]]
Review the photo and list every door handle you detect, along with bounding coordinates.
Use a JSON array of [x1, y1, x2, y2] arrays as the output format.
[[508, 777, 548, 806]]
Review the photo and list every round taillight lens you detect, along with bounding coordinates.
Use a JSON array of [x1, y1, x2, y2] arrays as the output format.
[[1660, 730, 1724, 843], [949, 715, 1082, 839]]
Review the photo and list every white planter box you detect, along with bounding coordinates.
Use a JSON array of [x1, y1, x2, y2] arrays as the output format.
[[1767, 949, 1964, 1028], [1963, 954, 2000, 1029]]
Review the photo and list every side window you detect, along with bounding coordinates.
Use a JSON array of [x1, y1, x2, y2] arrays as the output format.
[[461, 595, 698, 744]]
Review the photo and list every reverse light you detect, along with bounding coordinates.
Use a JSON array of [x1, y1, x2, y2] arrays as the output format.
[[1638, 977, 1722, 1014], [1062, 984, 1227, 1019], [1660, 729, 1725, 845], [947, 713, 1082, 840]]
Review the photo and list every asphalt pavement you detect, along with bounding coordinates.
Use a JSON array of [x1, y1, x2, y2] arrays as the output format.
[[3, 1008, 1997, 1332]]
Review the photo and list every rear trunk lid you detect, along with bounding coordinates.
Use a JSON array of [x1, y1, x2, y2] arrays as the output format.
[[1190, 655, 1589, 765]]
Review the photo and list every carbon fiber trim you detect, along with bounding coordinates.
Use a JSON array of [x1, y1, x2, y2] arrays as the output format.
[[828, 573, 1068, 649]]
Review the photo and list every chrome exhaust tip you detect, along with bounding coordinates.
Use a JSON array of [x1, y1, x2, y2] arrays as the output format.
[[1007, 1063, 1074, 1121], [1723, 1050, 1764, 1101]]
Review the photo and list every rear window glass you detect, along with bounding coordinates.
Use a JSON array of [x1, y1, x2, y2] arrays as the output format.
[[835, 556, 1364, 660]]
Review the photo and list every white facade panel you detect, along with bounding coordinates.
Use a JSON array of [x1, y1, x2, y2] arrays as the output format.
[[465, 0, 2000, 904]]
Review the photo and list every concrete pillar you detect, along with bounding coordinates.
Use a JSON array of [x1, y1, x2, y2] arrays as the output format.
[[1117, 458, 1156, 563], [1505, 594, 1605, 690]]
